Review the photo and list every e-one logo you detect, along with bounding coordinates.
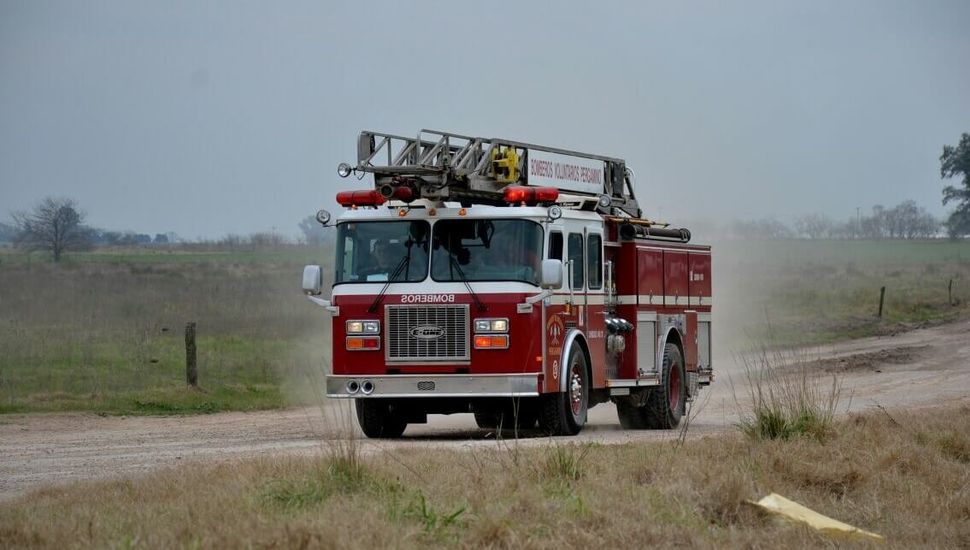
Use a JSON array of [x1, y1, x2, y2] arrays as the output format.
[[409, 325, 446, 340], [400, 294, 455, 304]]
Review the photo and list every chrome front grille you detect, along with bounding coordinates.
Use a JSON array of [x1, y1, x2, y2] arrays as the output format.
[[386, 304, 470, 362]]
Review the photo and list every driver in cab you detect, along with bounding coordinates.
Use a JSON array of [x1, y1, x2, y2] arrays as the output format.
[[361, 239, 396, 280]]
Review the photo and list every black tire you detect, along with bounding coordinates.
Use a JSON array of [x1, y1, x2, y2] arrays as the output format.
[[644, 343, 686, 429], [355, 399, 407, 439], [475, 400, 539, 431], [539, 346, 589, 436], [474, 410, 500, 430], [615, 343, 685, 430], [616, 397, 650, 429], [513, 404, 540, 430]]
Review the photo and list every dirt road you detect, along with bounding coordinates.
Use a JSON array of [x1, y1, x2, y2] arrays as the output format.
[[2, 318, 969, 502]]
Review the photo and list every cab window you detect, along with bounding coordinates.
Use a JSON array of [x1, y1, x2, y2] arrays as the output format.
[[567, 233, 584, 290], [587, 234, 602, 289], [548, 231, 563, 260]]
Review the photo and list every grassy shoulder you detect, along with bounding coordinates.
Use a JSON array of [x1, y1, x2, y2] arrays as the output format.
[[0, 383, 285, 415], [717, 239, 970, 347], [0, 254, 330, 415], [2, 404, 967, 548]]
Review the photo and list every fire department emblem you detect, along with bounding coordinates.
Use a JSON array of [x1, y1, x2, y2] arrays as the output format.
[[546, 315, 564, 345]]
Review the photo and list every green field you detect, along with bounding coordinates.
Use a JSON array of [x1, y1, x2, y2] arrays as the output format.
[[716, 239, 970, 347], [0, 240, 967, 415], [0, 246, 332, 414]]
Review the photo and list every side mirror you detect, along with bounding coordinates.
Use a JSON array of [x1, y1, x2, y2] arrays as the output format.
[[540, 259, 563, 289], [302, 265, 324, 295]]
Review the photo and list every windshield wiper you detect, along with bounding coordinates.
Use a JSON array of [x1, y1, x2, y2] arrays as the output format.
[[368, 244, 412, 313], [448, 253, 487, 313]]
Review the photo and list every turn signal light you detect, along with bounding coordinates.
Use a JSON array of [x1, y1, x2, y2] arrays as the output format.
[[474, 335, 509, 349], [346, 336, 381, 350], [336, 190, 386, 208], [502, 186, 559, 205]]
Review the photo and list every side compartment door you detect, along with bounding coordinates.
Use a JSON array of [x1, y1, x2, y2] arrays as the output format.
[[688, 252, 712, 308], [663, 251, 689, 307], [637, 248, 663, 306]]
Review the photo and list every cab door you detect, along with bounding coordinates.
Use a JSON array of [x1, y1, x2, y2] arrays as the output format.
[[584, 229, 606, 384]]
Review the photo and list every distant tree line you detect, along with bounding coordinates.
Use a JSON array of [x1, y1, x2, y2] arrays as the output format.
[[2, 197, 186, 261], [92, 231, 177, 246], [1, 196, 328, 262], [727, 200, 942, 240], [795, 200, 940, 240]]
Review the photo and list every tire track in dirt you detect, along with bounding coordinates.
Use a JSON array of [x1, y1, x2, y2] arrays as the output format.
[[2, 318, 969, 502]]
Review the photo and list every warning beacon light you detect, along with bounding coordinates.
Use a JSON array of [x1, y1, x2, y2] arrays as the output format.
[[336, 190, 385, 208], [502, 186, 559, 205]]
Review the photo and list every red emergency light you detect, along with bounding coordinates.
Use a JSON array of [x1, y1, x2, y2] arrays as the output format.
[[502, 186, 559, 205], [336, 190, 386, 208]]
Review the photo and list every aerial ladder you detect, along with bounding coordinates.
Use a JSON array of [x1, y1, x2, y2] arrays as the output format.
[[337, 129, 692, 242], [341, 129, 641, 217]]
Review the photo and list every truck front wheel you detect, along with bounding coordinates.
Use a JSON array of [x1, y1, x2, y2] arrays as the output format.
[[355, 399, 407, 439], [540, 346, 588, 436]]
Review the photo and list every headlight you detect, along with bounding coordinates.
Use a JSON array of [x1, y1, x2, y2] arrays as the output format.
[[474, 318, 508, 333], [346, 320, 380, 334]]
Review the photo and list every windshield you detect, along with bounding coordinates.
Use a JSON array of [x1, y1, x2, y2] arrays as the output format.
[[431, 219, 543, 284], [335, 221, 430, 283]]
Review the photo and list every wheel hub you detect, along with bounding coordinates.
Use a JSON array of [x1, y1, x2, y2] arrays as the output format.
[[570, 367, 583, 415], [668, 364, 681, 411]]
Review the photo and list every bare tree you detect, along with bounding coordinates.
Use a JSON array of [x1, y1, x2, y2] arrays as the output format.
[[794, 214, 833, 239], [0, 221, 16, 243], [12, 197, 93, 261], [298, 215, 327, 245]]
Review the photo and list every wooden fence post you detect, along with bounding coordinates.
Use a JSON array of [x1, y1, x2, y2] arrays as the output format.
[[185, 322, 198, 387], [949, 278, 954, 306], [878, 286, 886, 318]]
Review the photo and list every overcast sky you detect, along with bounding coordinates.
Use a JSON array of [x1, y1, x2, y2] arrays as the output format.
[[2, 0, 969, 239]]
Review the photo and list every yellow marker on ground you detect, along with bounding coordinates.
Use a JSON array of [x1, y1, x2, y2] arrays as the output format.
[[748, 493, 885, 543]]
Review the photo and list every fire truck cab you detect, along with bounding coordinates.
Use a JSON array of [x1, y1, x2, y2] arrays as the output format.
[[303, 130, 713, 438]]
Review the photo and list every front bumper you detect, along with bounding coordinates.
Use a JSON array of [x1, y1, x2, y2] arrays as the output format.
[[325, 373, 541, 398]]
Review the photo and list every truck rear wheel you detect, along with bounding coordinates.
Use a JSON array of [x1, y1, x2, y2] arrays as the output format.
[[540, 346, 588, 436], [616, 343, 685, 430], [475, 400, 539, 431], [645, 343, 685, 429], [616, 398, 650, 429], [355, 399, 407, 439]]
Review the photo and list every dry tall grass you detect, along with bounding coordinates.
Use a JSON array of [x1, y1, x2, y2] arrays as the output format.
[[2, 404, 968, 548], [736, 347, 844, 442]]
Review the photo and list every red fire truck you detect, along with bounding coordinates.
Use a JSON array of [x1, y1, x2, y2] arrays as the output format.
[[303, 130, 713, 438]]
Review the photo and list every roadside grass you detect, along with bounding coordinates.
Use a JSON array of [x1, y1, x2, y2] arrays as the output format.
[[717, 239, 970, 347], [1, 404, 968, 548], [0, 251, 330, 415]]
